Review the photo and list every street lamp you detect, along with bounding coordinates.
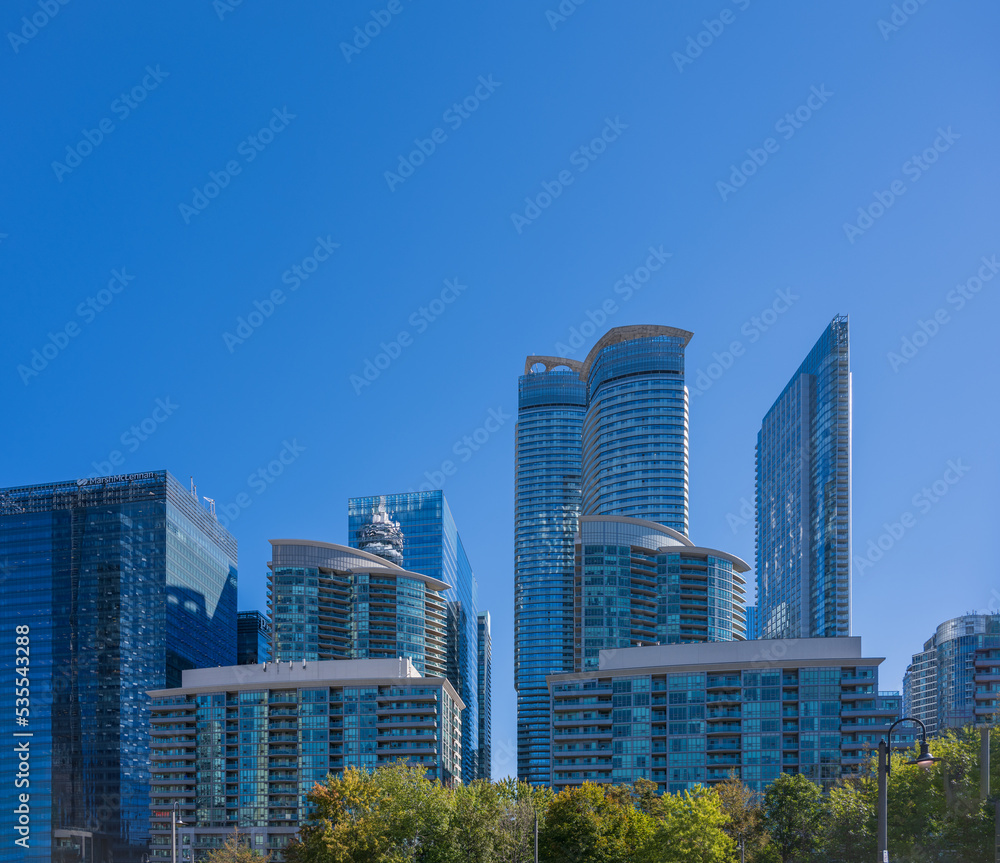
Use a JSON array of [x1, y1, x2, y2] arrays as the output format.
[[171, 801, 186, 863], [877, 717, 938, 862]]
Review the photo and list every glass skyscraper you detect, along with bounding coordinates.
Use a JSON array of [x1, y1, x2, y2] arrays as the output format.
[[903, 614, 1000, 733], [478, 611, 492, 781], [515, 325, 747, 786], [0, 471, 237, 863], [756, 315, 851, 640], [347, 491, 485, 783], [237, 610, 272, 665]]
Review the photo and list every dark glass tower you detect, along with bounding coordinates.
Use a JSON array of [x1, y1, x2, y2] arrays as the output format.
[[478, 611, 492, 781], [0, 471, 237, 863], [756, 316, 851, 640], [237, 610, 272, 664], [347, 491, 484, 783]]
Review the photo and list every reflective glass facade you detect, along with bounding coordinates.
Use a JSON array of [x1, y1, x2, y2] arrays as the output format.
[[347, 491, 484, 783], [149, 660, 463, 862], [237, 610, 272, 665], [576, 517, 747, 669], [0, 471, 237, 863], [582, 333, 691, 533], [515, 366, 587, 785], [756, 315, 851, 639], [903, 614, 1000, 733], [268, 541, 449, 678], [478, 612, 492, 780], [549, 639, 899, 794]]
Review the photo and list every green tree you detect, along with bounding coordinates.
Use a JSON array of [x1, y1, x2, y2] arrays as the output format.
[[715, 774, 777, 863], [284, 761, 455, 863], [539, 782, 656, 863], [822, 776, 875, 863], [648, 785, 736, 863], [762, 773, 822, 863], [203, 832, 270, 862]]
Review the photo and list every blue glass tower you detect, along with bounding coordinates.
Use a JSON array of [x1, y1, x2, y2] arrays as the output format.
[[237, 610, 272, 664], [0, 471, 237, 863], [756, 316, 851, 640], [478, 611, 492, 781], [515, 359, 587, 786], [347, 492, 484, 783], [516, 326, 722, 786]]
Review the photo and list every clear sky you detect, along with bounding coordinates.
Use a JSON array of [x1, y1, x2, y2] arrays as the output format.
[[3, 1, 998, 778]]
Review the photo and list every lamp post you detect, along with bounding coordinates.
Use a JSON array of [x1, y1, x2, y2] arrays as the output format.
[[171, 801, 185, 863], [877, 717, 938, 863]]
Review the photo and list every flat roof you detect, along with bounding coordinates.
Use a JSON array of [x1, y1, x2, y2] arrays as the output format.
[[547, 637, 883, 685], [149, 658, 465, 709]]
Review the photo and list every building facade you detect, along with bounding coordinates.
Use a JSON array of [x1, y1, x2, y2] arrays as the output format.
[[268, 539, 449, 677], [756, 315, 851, 640], [745, 605, 759, 641], [0, 471, 237, 863], [238, 611, 273, 665], [516, 325, 753, 786], [478, 612, 492, 780], [347, 492, 484, 782], [148, 659, 463, 862], [903, 614, 1000, 733], [514, 358, 587, 785], [548, 637, 900, 794], [575, 516, 748, 669]]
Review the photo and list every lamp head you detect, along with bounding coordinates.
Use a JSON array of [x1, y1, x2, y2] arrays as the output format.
[[908, 740, 939, 770]]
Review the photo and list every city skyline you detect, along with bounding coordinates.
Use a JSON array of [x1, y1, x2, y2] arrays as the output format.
[[4, 2, 997, 789]]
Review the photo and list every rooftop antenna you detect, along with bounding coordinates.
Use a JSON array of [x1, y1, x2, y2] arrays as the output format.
[[203, 496, 216, 517], [190, 476, 197, 499]]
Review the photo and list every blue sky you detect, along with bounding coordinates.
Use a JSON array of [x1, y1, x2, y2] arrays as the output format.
[[2, 1, 998, 778]]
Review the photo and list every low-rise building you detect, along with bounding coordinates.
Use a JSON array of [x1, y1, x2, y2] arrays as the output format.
[[148, 658, 463, 861], [548, 637, 901, 793]]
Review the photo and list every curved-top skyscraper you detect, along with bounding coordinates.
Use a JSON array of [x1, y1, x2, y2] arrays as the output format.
[[515, 325, 744, 787], [581, 326, 692, 534]]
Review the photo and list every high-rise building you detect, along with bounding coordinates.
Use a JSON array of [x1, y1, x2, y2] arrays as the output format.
[[756, 315, 851, 640], [515, 325, 747, 786], [745, 605, 759, 641], [514, 356, 586, 786], [149, 659, 464, 861], [347, 492, 484, 783], [268, 539, 449, 677], [548, 637, 905, 793], [0, 471, 237, 863], [575, 516, 748, 668], [237, 610, 272, 665], [903, 614, 1000, 733], [478, 612, 492, 780]]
